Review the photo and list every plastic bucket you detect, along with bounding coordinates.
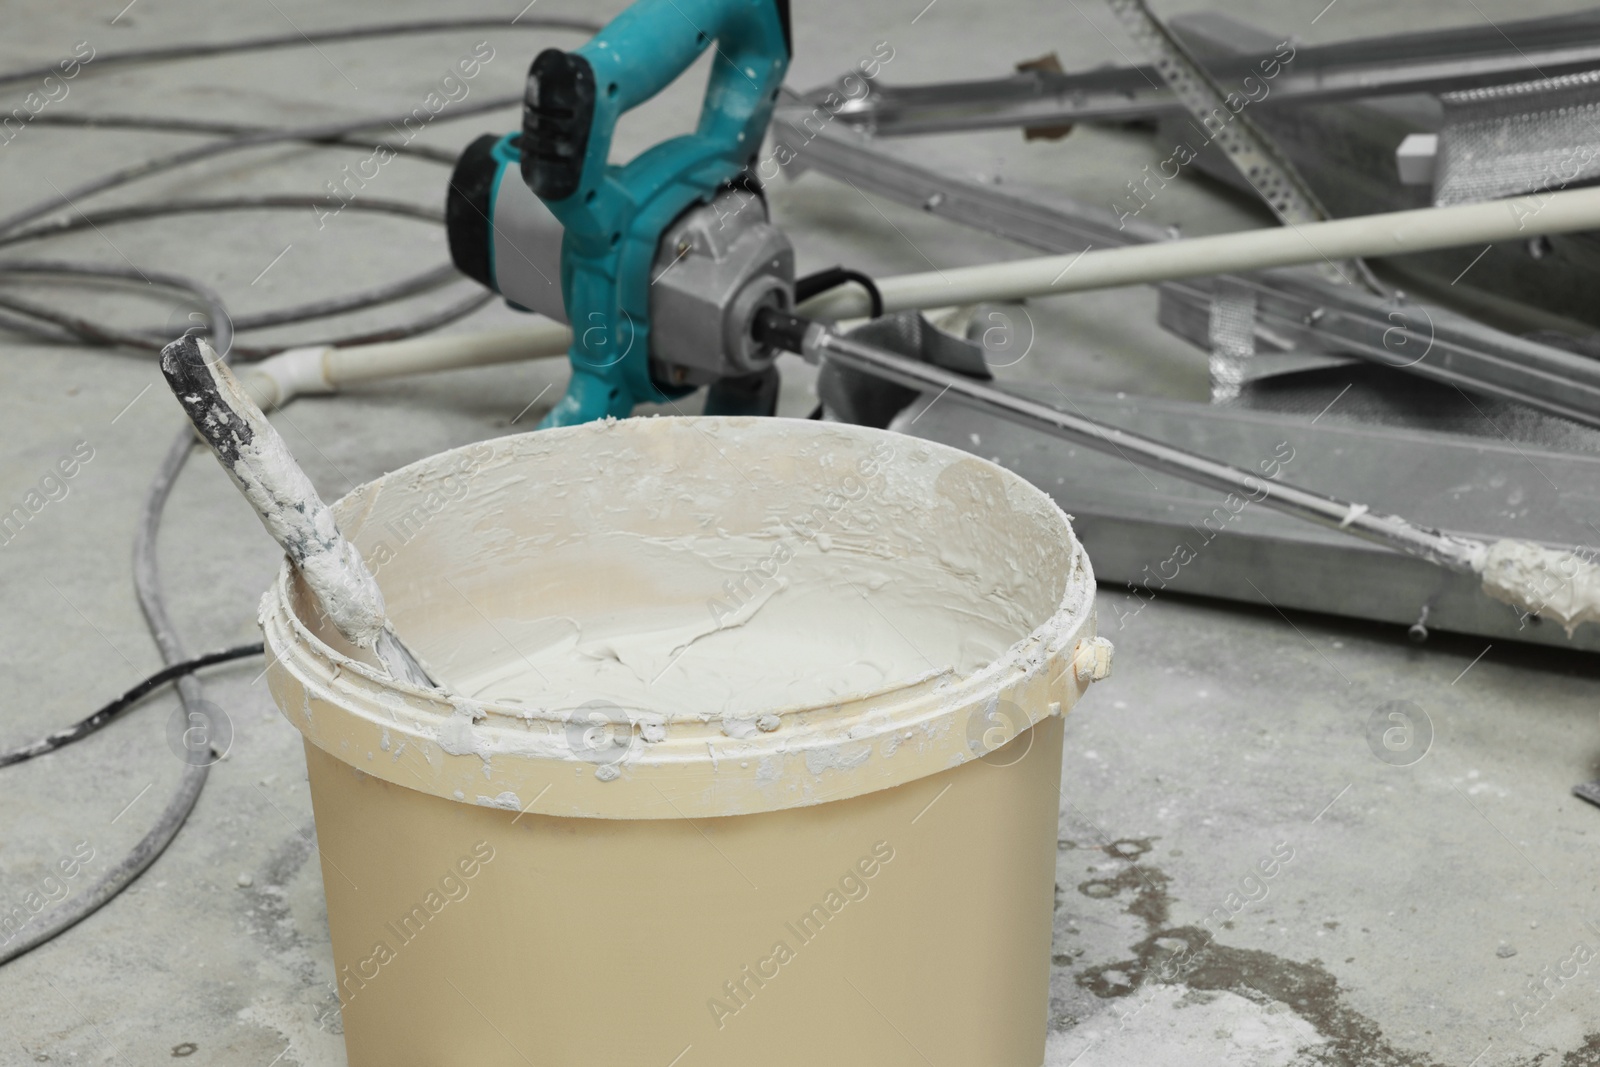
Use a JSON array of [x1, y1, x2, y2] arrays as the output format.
[[260, 416, 1106, 1067]]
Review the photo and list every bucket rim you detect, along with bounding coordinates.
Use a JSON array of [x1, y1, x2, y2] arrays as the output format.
[[260, 416, 1102, 819]]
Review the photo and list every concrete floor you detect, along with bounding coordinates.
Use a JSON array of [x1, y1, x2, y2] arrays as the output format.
[[3, 0, 1600, 1064]]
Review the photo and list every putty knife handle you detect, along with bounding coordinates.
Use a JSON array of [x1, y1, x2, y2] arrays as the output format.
[[159, 332, 434, 687]]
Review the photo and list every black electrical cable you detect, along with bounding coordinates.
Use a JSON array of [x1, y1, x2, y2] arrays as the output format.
[[0, 19, 601, 356], [794, 265, 884, 319], [0, 199, 453, 337], [0, 644, 263, 770], [795, 268, 883, 419], [0, 18, 596, 238]]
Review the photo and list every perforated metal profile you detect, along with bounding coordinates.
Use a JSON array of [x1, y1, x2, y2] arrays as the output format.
[[1435, 69, 1600, 206], [1206, 278, 1258, 403], [1103, 0, 1326, 226]]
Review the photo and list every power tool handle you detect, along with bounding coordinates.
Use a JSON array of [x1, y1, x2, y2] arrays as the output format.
[[523, 0, 790, 203]]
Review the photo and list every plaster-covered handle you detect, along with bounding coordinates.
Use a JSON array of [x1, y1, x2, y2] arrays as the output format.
[[159, 332, 436, 689]]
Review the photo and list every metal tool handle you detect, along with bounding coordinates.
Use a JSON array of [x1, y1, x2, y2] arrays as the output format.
[[753, 308, 1487, 574]]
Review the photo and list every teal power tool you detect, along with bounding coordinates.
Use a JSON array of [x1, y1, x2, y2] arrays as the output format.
[[446, 0, 794, 426]]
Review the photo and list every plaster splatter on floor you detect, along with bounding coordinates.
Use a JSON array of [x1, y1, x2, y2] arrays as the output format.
[[1048, 832, 1600, 1067], [1044, 985, 1326, 1067]]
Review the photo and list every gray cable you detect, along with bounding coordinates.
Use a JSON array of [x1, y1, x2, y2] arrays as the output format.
[[0, 16, 601, 93], [0, 307, 75, 345], [0, 289, 155, 348], [232, 264, 458, 331], [0, 259, 231, 349], [0, 195, 446, 251], [0, 269, 233, 967], [28, 112, 460, 164], [0, 436, 210, 967], [0, 194, 461, 357], [0, 194, 463, 356], [0, 15, 607, 966], [0, 272, 491, 357], [0, 93, 524, 239], [244, 289, 493, 357]]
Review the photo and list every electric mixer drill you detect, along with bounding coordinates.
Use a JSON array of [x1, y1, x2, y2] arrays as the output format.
[[436, 0, 1565, 634], [444, 0, 797, 426]]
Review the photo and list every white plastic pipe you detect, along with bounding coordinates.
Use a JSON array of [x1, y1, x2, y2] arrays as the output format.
[[234, 184, 1600, 407], [240, 319, 572, 411], [797, 184, 1600, 319]]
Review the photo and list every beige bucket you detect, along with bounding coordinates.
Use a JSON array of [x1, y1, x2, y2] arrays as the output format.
[[260, 416, 1106, 1067]]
